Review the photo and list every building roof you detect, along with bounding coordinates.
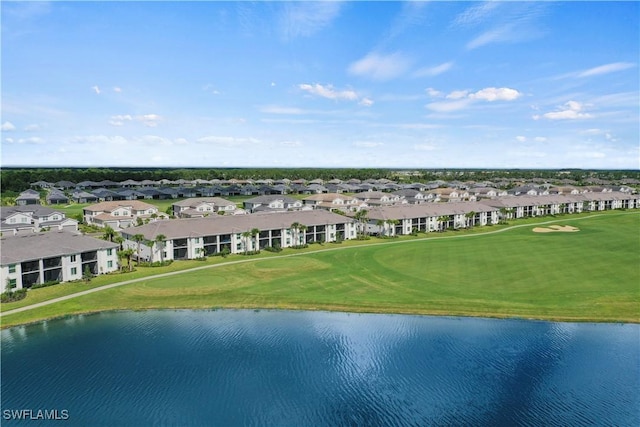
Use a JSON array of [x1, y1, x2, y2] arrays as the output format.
[[245, 195, 299, 205], [173, 197, 236, 208], [1, 205, 64, 221], [1, 231, 118, 265], [121, 210, 354, 241], [84, 200, 158, 213], [363, 201, 499, 221]]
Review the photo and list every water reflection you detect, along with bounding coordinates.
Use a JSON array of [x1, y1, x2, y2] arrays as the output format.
[[2, 311, 638, 426]]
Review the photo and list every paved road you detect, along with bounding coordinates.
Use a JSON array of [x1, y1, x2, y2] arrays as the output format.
[[0, 212, 628, 318]]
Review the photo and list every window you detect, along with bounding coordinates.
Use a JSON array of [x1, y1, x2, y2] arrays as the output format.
[[8, 279, 17, 289], [71, 267, 77, 275], [107, 261, 113, 268], [8, 264, 16, 273], [107, 249, 113, 256], [70, 255, 77, 262]]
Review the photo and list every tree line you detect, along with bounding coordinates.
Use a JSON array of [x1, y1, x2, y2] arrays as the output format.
[[1, 167, 638, 194]]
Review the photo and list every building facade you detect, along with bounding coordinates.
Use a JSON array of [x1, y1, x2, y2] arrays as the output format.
[[1, 232, 119, 290]]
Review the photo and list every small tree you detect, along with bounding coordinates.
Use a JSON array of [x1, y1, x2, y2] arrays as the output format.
[[251, 228, 260, 252], [155, 234, 167, 264], [298, 224, 308, 245], [102, 225, 116, 242], [241, 231, 252, 254], [83, 265, 93, 283], [118, 248, 135, 272], [385, 219, 399, 236], [131, 234, 146, 266]]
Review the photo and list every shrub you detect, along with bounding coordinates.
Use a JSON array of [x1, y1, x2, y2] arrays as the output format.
[[138, 260, 174, 267], [30, 280, 60, 290], [1, 289, 27, 303], [264, 245, 282, 253]]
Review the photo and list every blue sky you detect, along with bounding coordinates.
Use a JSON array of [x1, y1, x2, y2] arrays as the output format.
[[1, 1, 638, 169]]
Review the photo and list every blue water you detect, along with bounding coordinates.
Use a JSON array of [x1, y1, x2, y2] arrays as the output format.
[[1, 310, 639, 426]]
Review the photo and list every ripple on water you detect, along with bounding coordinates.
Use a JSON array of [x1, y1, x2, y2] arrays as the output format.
[[1, 311, 638, 426]]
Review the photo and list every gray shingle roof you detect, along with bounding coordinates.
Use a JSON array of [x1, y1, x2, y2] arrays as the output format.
[[121, 210, 354, 241], [1, 231, 118, 265]]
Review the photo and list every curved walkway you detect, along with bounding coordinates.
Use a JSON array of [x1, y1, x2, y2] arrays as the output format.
[[1, 212, 635, 318]]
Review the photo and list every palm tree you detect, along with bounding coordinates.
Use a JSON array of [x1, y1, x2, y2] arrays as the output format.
[[298, 224, 308, 245], [354, 209, 369, 238], [250, 228, 260, 252], [241, 231, 252, 254], [118, 248, 135, 272], [437, 215, 449, 232], [375, 219, 385, 236], [465, 211, 476, 228], [154, 234, 167, 264], [102, 225, 116, 242], [114, 235, 124, 251], [385, 219, 399, 236], [290, 222, 300, 246], [131, 234, 145, 266]]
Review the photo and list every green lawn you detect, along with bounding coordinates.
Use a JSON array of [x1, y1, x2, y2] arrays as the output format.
[[2, 212, 638, 327]]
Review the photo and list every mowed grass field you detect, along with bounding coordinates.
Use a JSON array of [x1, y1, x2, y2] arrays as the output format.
[[2, 212, 638, 327]]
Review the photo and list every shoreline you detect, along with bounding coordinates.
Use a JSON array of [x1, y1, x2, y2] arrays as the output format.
[[2, 306, 638, 332], [2, 211, 638, 329]]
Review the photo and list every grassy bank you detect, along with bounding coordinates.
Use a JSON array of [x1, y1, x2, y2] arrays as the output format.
[[2, 212, 638, 327]]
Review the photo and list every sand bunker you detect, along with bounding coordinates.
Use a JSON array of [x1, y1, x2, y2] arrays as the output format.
[[532, 225, 580, 233]]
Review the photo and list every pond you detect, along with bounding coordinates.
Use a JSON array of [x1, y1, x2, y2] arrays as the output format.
[[2, 310, 638, 426]]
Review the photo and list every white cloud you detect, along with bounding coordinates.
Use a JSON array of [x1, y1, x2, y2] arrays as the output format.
[[353, 141, 383, 148], [260, 105, 305, 115], [413, 62, 453, 77], [137, 114, 162, 127], [470, 87, 521, 101], [109, 114, 133, 126], [535, 101, 593, 120], [446, 90, 469, 100], [426, 99, 472, 113], [534, 137, 548, 142], [196, 136, 260, 146], [298, 83, 358, 101], [348, 52, 412, 81], [426, 87, 521, 112], [413, 143, 437, 151], [425, 88, 443, 98], [280, 140, 301, 147], [467, 25, 514, 50], [280, 2, 342, 40], [1, 121, 16, 131], [18, 137, 45, 144], [516, 136, 527, 142], [577, 62, 635, 78], [5, 138, 14, 143], [453, 2, 501, 27], [91, 85, 101, 95], [113, 86, 122, 93], [24, 124, 41, 131], [359, 97, 374, 107], [71, 135, 129, 146], [174, 138, 189, 145]]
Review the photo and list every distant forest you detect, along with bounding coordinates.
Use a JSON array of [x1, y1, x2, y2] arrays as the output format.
[[1, 167, 639, 193]]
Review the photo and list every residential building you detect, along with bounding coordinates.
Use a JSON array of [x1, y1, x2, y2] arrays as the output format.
[[172, 197, 237, 218], [1, 206, 78, 235], [120, 210, 357, 261], [15, 189, 41, 205], [303, 193, 365, 212], [362, 202, 500, 236], [353, 191, 406, 206], [83, 200, 161, 229], [243, 195, 303, 213], [1, 231, 119, 290]]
